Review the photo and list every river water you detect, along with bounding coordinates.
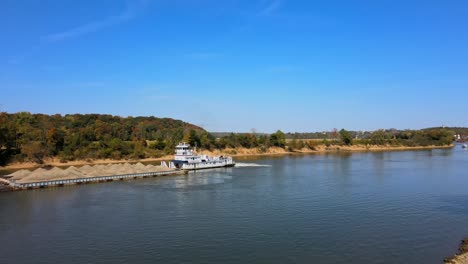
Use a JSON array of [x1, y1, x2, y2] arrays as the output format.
[[1, 147, 468, 264]]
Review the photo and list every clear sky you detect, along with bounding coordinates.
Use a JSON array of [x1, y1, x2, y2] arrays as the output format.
[[1, 0, 467, 132]]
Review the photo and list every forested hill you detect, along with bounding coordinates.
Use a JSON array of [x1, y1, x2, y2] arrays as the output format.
[[0, 112, 208, 165], [0, 112, 458, 166]]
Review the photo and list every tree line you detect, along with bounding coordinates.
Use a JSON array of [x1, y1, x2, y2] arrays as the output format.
[[214, 128, 454, 151], [0, 112, 287, 165], [287, 128, 454, 149], [0, 112, 455, 165]]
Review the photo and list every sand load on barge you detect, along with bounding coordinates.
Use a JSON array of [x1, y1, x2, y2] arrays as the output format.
[[7, 163, 172, 183]]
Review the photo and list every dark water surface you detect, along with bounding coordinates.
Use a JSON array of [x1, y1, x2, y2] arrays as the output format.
[[1, 147, 468, 264]]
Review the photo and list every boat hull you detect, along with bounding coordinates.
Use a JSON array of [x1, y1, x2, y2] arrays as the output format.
[[181, 161, 236, 171]]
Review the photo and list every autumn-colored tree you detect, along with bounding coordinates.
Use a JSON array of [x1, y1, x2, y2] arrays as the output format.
[[22, 141, 46, 164]]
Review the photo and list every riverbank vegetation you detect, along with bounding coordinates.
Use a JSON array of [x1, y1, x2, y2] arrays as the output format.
[[0, 112, 457, 166], [0, 112, 204, 165]]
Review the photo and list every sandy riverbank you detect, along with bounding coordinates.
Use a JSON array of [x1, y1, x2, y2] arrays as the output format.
[[445, 238, 468, 264], [0, 144, 453, 171], [200, 144, 454, 157]]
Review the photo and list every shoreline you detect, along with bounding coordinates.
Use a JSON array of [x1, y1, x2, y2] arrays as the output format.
[[233, 144, 454, 156], [0, 144, 454, 172], [445, 238, 468, 264]]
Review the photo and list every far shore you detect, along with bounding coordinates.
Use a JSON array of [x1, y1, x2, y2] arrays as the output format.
[[0, 144, 454, 172]]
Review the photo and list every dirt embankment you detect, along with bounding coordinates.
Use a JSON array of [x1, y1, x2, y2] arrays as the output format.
[[0, 144, 453, 171], [199, 144, 453, 158], [445, 238, 468, 264]]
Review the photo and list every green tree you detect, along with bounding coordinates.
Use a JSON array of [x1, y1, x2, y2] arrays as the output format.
[[21, 141, 46, 164], [149, 140, 166, 150], [339, 129, 353, 145], [200, 132, 216, 150], [46, 128, 65, 155], [0, 113, 17, 165], [370, 129, 390, 145], [258, 134, 268, 146], [269, 130, 286, 147], [188, 129, 201, 147]]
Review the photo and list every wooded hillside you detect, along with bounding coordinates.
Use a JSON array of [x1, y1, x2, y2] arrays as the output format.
[[0, 112, 206, 165], [0, 112, 457, 166]]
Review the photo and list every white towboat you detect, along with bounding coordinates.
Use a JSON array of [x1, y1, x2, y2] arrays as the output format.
[[167, 142, 235, 170]]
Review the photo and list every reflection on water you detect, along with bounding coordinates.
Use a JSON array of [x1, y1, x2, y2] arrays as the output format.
[[161, 174, 232, 189], [137, 162, 271, 189]]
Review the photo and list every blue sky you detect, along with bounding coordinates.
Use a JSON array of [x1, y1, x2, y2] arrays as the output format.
[[1, 0, 467, 132]]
